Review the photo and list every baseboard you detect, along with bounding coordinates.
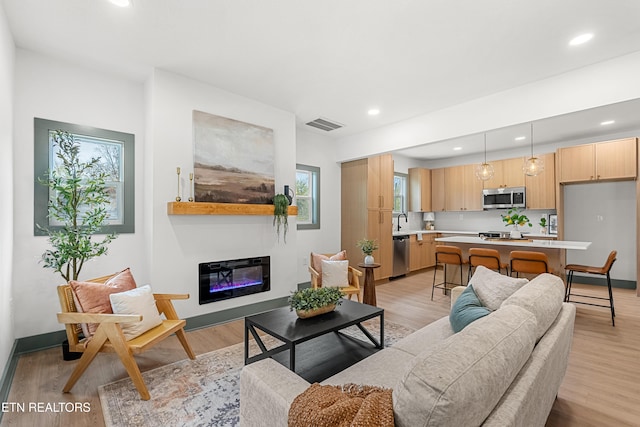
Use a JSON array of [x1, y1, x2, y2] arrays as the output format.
[[0, 341, 19, 424], [184, 296, 289, 331], [572, 275, 636, 289]]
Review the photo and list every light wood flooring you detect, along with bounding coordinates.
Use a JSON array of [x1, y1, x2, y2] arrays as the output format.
[[2, 269, 640, 427]]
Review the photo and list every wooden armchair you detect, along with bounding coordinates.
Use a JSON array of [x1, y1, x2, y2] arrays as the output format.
[[308, 253, 363, 302], [57, 273, 196, 400]]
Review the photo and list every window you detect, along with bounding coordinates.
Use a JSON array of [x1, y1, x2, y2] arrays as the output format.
[[393, 173, 407, 213], [296, 164, 320, 230], [34, 118, 135, 235]]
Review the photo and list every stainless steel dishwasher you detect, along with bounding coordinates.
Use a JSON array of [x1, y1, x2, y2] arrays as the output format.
[[392, 235, 410, 278]]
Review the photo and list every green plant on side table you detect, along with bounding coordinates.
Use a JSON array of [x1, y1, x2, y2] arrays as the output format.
[[289, 287, 343, 319], [39, 130, 118, 282], [356, 238, 379, 264], [272, 193, 289, 243]]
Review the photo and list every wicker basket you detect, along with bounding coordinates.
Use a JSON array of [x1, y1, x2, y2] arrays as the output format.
[[296, 303, 336, 319]]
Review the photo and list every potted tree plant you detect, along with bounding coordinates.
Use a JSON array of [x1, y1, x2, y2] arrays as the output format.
[[39, 130, 118, 281], [288, 287, 343, 319]]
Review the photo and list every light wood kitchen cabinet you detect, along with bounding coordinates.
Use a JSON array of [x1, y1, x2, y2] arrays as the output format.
[[483, 157, 525, 189], [342, 154, 394, 281], [445, 165, 483, 211], [431, 168, 446, 212], [409, 234, 437, 271], [366, 153, 394, 210], [408, 168, 432, 212], [525, 152, 556, 209], [558, 138, 637, 183]]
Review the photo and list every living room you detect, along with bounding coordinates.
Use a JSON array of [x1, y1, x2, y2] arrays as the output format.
[[2, 1, 640, 426]]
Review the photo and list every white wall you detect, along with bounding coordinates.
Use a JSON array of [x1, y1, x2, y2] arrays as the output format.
[[12, 49, 147, 338], [335, 51, 640, 162], [146, 69, 298, 318], [295, 128, 342, 283], [0, 3, 15, 374], [564, 182, 636, 281]]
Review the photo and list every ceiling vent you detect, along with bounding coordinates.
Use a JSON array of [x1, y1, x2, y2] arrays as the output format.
[[305, 117, 344, 132]]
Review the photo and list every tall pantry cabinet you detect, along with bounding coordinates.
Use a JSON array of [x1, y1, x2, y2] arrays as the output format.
[[341, 154, 394, 280]]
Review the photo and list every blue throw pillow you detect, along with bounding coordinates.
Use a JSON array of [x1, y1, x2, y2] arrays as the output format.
[[449, 285, 491, 333]]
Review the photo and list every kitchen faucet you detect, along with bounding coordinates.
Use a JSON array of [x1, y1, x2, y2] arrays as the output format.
[[397, 212, 408, 232]]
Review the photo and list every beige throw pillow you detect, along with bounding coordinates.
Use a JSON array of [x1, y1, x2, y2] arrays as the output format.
[[311, 251, 347, 286], [468, 266, 528, 311], [321, 260, 349, 288], [109, 285, 163, 341]]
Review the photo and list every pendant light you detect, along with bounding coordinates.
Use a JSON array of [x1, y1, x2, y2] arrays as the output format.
[[475, 133, 494, 181], [523, 122, 544, 176]]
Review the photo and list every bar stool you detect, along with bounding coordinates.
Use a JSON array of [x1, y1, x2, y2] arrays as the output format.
[[432, 245, 467, 300], [565, 251, 617, 326], [509, 251, 549, 278], [468, 247, 509, 282]]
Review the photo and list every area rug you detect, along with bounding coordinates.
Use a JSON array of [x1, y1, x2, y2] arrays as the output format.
[[99, 320, 414, 427]]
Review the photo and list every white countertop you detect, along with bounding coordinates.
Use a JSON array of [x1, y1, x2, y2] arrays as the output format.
[[393, 229, 555, 239], [435, 235, 591, 250]]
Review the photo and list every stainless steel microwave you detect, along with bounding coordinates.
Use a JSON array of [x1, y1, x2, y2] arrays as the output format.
[[482, 186, 526, 209]]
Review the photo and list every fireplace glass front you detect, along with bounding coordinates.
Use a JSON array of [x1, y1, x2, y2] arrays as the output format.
[[198, 256, 270, 304]]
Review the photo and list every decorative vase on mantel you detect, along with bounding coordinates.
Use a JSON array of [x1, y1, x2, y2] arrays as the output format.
[[364, 255, 375, 264]]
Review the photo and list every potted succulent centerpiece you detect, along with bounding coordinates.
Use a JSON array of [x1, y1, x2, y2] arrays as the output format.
[[289, 287, 343, 319], [356, 238, 379, 264], [501, 208, 532, 239]]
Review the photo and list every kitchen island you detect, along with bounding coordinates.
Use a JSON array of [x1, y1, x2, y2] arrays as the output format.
[[434, 235, 591, 281]]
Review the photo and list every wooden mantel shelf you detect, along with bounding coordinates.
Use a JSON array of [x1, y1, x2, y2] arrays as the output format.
[[167, 201, 298, 216]]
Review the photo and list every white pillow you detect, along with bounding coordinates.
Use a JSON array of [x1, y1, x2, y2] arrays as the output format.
[[321, 260, 349, 288], [468, 266, 528, 311], [109, 285, 163, 340]]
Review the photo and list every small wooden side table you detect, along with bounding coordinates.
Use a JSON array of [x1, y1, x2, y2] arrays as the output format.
[[357, 263, 381, 306]]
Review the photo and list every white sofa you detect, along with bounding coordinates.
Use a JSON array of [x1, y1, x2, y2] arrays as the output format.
[[240, 271, 575, 427]]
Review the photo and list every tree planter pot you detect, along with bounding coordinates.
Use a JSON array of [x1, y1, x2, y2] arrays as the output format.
[[62, 339, 82, 361], [296, 304, 336, 319]]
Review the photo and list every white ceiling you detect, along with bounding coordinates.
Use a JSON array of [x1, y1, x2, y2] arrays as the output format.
[[3, 0, 640, 159]]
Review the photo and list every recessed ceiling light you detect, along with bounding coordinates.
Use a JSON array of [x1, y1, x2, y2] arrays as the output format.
[[600, 120, 615, 126], [569, 33, 593, 46], [368, 108, 380, 116], [453, 147, 462, 151], [514, 136, 526, 141], [109, 0, 132, 7]]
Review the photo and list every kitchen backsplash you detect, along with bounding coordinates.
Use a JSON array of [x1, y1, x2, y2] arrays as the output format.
[[431, 209, 556, 233]]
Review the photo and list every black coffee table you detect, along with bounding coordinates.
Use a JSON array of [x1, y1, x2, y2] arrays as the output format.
[[244, 300, 384, 382]]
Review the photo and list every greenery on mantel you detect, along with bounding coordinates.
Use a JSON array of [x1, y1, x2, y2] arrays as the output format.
[[272, 193, 289, 242], [288, 287, 343, 312], [39, 130, 117, 282]]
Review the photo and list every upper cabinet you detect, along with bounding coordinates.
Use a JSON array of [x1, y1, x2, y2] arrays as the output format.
[[431, 168, 446, 212], [558, 138, 637, 183], [483, 157, 525, 189], [444, 164, 483, 211], [408, 168, 432, 212], [366, 154, 394, 210], [525, 152, 556, 209]]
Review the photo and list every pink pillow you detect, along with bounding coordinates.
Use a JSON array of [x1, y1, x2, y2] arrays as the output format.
[[311, 251, 347, 286], [70, 268, 137, 336]]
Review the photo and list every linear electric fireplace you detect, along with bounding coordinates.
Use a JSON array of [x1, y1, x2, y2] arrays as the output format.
[[199, 256, 270, 304]]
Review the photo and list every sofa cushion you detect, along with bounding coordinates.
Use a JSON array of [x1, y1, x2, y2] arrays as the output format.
[[392, 316, 454, 356], [449, 285, 491, 332], [393, 305, 537, 427], [501, 273, 565, 341], [469, 266, 528, 310]]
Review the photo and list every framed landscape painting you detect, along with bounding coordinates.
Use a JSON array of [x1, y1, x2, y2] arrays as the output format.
[[193, 110, 275, 204]]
